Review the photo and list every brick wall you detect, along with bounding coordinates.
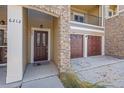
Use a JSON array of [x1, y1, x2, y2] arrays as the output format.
[[105, 13, 124, 58]]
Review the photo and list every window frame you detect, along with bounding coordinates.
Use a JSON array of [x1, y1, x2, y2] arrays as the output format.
[[108, 9, 114, 17], [72, 12, 85, 23]]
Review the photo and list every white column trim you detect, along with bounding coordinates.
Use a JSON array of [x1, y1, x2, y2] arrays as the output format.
[[102, 36, 105, 55], [83, 34, 88, 57], [116, 5, 119, 15], [105, 5, 110, 18], [6, 6, 23, 83], [31, 27, 51, 63]]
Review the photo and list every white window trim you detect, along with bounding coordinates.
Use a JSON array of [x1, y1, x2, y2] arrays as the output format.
[[31, 27, 51, 63]]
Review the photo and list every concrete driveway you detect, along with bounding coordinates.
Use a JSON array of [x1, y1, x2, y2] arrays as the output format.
[[71, 56, 124, 88]]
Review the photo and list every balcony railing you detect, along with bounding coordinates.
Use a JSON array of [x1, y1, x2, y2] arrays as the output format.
[[71, 13, 102, 26]]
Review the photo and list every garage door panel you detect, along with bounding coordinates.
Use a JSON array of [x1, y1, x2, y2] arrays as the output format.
[[88, 35, 101, 56], [71, 34, 83, 58]]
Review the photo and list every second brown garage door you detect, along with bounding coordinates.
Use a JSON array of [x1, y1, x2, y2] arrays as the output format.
[[71, 34, 83, 58], [88, 35, 101, 56]]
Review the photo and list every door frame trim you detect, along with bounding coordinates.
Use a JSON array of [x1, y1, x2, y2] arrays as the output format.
[[31, 27, 51, 63]]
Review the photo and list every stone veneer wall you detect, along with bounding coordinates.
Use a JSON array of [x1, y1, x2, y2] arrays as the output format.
[[26, 5, 71, 72], [105, 13, 124, 58], [119, 5, 124, 11]]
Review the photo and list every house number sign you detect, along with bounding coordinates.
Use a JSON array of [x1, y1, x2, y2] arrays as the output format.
[[9, 18, 21, 24]]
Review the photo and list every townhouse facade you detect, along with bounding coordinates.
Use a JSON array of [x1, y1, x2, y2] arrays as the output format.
[[0, 5, 123, 84]]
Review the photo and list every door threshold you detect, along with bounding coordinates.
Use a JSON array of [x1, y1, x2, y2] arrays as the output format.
[[33, 60, 50, 66]]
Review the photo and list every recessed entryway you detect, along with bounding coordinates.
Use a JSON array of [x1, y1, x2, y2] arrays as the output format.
[[20, 6, 62, 87], [26, 7, 59, 65]]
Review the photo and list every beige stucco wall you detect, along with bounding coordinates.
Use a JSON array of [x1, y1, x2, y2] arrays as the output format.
[[88, 6, 99, 16], [23, 7, 28, 72], [87, 6, 101, 26], [53, 17, 59, 65], [71, 5, 100, 16], [0, 5, 7, 25], [105, 13, 124, 58], [71, 6, 88, 14]]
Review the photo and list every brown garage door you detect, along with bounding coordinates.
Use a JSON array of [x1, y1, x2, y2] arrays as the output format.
[[71, 34, 83, 58], [88, 35, 101, 56]]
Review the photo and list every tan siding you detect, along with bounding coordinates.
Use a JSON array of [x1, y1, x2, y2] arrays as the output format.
[[0, 6, 7, 25]]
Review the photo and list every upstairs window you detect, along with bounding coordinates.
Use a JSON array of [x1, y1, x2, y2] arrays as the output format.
[[71, 12, 85, 23], [108, 9, 114, 17], [74, 14, 84, 23]]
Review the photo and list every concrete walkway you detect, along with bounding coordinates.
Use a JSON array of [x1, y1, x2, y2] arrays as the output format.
[[23, 62, 58, 82], [21, 62, 64, 88], [0, 62, 64, 88], [21, 76, 63, 88], [0, 66, 22, 88], [71, 56, 124, 88]]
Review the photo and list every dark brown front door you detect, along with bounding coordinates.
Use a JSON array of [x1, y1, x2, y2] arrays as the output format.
[[71, 34, 83, 58], [88, 35, 101, 56], [0, 47, 7, 64], [34, 31, 48, 62], [0, 30, 7, 64]]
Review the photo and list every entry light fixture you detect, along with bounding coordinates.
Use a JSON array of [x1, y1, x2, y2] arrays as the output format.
[[40, 24, 43, 28], [0, 20, 5, 25]]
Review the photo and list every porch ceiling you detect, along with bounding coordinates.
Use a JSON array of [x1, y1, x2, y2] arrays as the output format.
[[71, 5, 99, 11], [109, 5, 117, 10]]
